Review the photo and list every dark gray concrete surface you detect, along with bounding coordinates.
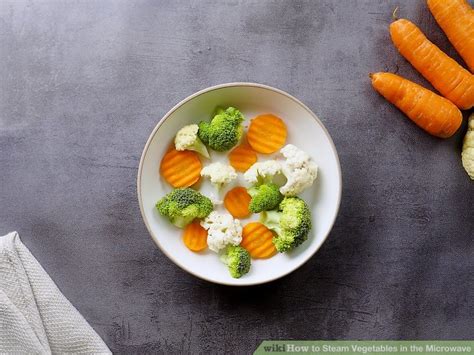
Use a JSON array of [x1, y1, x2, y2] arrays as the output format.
[[1, 0, 473, 353]]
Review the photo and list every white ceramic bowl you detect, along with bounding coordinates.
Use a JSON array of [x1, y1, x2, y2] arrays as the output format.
[[138, 83, 342, 286]]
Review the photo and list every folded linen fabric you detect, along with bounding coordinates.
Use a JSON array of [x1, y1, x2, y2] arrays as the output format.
[[0, 232, 111, 354]]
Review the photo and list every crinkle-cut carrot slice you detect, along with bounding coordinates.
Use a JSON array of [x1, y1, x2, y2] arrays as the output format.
[[160, 148, 202, 187], [247, 114, 287, 154], [241, 222, 277, 259], [182, 221, 208, 252], [229, 143, 258, 172], [224, 186, 251, 219]]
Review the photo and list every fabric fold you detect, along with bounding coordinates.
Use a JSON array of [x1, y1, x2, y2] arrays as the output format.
[[0, 232, 111, 354]]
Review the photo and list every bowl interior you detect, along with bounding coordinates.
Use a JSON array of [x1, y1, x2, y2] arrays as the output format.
[[138, 84, 341, 285]]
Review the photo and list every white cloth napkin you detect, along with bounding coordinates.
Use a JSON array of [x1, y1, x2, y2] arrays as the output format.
[[0, 232, 111, 354]]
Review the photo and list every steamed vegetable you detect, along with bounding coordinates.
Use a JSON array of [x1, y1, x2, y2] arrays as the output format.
[[462, 113, 474, 179], [200, 211, 242, 252], [390, 18, 474, 110], [261, 197, 312, 253], [224, 187, 252, 219], [221, 245, 251, 278], [244, 145, 318, 196], [200, 162, 237, 189], [174, 124, 209, 158], [248, 183, 283, 213], [427, 0, 474, 73], [247, 114, 287, 154], [156, 188, 213, 228], [198, 121, 210, 145], [160, 148, 202, 188], [229, 143, 258, 172], [241, 222, 277, 259], [243, 160, 282, 185], [198, 107, 244, 151], [370, 72, 462, 138], [279, 144, 318, 196], [182, 221, 208, 252]]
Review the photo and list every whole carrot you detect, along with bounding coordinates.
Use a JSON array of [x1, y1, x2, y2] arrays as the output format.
[[390, 19, 474, 110], [427, 0, 474, 73], [370, 72, 462, 138]]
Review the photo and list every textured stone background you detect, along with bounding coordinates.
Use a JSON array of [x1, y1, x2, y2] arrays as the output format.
[[0, 0, 473, 353]]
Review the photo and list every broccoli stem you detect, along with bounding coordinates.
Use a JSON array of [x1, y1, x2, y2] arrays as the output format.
[[260, 210, 282, 235], [212, 107, 225, 117], [172, 215, 194, 229], [193, 137, 210, 158], [247, 187, 259, 198]]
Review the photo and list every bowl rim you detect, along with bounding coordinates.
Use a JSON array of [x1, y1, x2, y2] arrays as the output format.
[[137, 82, 342, 286]]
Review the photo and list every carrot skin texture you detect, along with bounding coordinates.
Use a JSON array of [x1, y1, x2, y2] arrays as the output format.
[[427, 0, 474, 73], [370, 72, 462, 138], [390, 19, 474, 110]]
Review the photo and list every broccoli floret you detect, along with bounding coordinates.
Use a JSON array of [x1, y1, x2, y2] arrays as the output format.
[[200, 107, 244, 151], [209, 119, 243, 152], [260, 197, 312, 252], [156, 188, 213, 228], [198, 121, 210, 145], [248, 183, 283, 213], [221, 245, 251, 278]]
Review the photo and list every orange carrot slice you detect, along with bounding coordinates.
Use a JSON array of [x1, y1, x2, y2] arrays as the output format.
[[241, 222, 277, 259], [182, 221, 208, 252], [224, 187, 251, 219], [247, 114, 287, 154], [228, 143, 258, 172], [160, 148, 202, 187]]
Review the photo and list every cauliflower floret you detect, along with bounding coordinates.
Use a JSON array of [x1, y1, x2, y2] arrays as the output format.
[[279, 144, 318, 196], [201, 211, 242, 252], [462, 113, 474, 180], [175, 124, 198, 150], [174, 124, 209, 158], [243, 145, 318, 196], [244, 160, 282, 185], [201, 162, 237, 189]]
